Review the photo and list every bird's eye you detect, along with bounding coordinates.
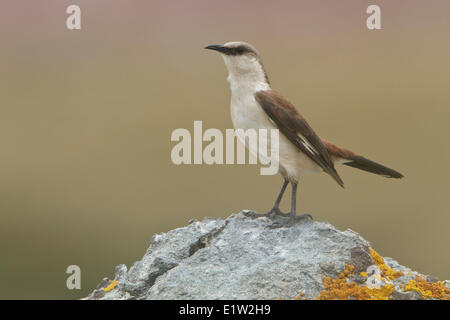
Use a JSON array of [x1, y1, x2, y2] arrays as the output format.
[[235, 47, 244, 54], [231, 46, 249, 55]]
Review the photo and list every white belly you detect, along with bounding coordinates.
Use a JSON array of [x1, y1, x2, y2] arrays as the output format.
[[230, 93, 321, 182]]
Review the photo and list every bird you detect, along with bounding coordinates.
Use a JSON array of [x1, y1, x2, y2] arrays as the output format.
[[205, 41, 403, 225]]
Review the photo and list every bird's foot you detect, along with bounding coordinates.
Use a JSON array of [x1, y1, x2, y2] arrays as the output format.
[[267, 213, 313, 229], [243, 208, 288, 219]]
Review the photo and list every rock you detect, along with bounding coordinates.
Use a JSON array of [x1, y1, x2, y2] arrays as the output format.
[[85, 212, 450, 300]]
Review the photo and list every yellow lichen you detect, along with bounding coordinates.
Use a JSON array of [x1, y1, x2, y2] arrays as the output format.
[[369, 248, 404, 280], [404, 276, 450, 300], [103, 280, 118, 292], [365, 284, 395, 300], [309, 248, 450, 300], [294, 292, 306, 300], [315, 264, 395, 300]]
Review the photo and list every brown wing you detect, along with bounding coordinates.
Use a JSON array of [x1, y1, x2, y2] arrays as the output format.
[[255, 90, 344, 187]]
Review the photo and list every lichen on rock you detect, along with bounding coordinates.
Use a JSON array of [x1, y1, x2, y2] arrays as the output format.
[[85, 212, 449, 300]]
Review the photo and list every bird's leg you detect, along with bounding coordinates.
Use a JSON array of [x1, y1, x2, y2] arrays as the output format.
[[290, 182, 297, 216], [286, 182, 312, 221], [244, 179, 289, 218], [266, 182, 312, 228], [269, 179, 289, 215]]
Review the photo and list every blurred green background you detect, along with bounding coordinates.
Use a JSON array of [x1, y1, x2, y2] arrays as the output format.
[[0, 0, 449, 299]]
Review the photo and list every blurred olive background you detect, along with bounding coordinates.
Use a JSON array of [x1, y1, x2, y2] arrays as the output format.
[[0, 0, 449, 299]]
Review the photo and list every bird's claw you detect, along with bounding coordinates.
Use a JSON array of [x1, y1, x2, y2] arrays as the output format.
[[243, 208, 288, 219], [243, 210, 312, 228]]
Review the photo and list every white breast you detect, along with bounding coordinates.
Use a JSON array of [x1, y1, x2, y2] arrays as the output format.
[[229, 84, 321, 182]]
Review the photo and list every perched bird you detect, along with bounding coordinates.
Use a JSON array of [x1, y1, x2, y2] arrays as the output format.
[[205, 41, 403, 225]]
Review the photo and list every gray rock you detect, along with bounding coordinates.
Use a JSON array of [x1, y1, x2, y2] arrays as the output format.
[[85, 212, 450, 300]]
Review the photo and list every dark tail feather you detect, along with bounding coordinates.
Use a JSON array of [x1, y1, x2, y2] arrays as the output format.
[[343, 156, 404, 179]]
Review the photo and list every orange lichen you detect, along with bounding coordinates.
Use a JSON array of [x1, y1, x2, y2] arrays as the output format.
[[404, 276, 450, 300], [317, 275, 369, 300], [316, 264, 395, 300], [369, 248, 404, 280], [103, 280, 118, 292], [310, 248, 450, 300]]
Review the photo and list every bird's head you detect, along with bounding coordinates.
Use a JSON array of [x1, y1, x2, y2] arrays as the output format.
[[205, 41, 269, 87]]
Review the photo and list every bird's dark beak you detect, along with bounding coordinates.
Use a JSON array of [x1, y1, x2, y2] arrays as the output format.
[[204, 44, 230, 54]]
